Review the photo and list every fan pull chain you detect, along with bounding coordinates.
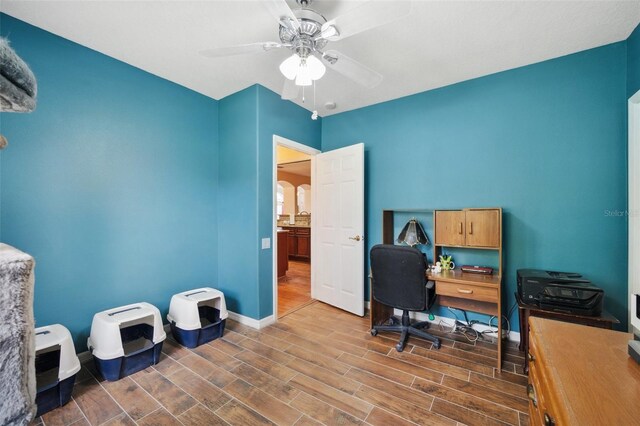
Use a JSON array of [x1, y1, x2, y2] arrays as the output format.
[[311, 80, 318, 120]]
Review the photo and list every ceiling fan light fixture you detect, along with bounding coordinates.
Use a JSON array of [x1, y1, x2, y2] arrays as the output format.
[[280, 53, 326, 86], [305, 55, 326, 80], [279, 54, 301, 80], [295, 72, 312, 86]]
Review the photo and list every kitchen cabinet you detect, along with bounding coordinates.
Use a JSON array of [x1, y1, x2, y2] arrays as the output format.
[[282, 227, 311, 261], [277, 230, 289, 278], [287, 232, 296, 258]]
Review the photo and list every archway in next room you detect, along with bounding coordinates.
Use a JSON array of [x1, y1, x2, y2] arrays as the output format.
[[274, 137, 318, 318]]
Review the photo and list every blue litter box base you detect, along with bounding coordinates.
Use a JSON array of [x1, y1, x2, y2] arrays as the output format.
[[36, 375, 76, 417], [94, 342, 163, 381], [171, 318, 226, 348]]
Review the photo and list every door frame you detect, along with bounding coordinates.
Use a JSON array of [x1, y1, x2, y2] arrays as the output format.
[[629, 90, 640, 332], [272, 135, 320, 321]]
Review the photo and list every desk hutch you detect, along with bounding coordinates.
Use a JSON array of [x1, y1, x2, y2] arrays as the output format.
[[371, 207, 504, 369]]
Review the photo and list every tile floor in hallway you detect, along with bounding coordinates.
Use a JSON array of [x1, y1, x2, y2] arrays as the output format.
[[33, 302, 529, 426]]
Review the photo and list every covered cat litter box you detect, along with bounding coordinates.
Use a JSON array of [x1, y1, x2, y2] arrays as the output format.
[[167, 287, 228, 348], [34, 324, 81, 417], [88, 302, 166, 381]]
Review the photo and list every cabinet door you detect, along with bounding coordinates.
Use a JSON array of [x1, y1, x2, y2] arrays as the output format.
[[296, 235, 311, 258], [435, 210, 466, 246], [287, 231, 297, 257], [465, 209, 500, 248]]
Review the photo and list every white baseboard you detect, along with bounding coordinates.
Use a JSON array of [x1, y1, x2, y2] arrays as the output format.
[[227, 311, 275, 329], [365, 301, 521, 343]]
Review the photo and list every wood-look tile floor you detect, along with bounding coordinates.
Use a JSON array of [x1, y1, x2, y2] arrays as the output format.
[[278, 260, 311, 318], [34, 302, 529, 426]]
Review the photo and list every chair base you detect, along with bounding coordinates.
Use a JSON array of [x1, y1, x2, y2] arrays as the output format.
[[371, 310, 441, 351]]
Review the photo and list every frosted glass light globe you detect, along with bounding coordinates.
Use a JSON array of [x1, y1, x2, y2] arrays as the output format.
[[279, 54, 300, 80], [296, 72, 312, 86], [280, 53, 326, 87], [305, 55, 326, 80]]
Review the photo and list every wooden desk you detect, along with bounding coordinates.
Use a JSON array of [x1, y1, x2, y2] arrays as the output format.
[[516, 293, 619, 374], [373, 207, 504, 370], [370, 269, 503, 369], [527, 317, 639, 426]]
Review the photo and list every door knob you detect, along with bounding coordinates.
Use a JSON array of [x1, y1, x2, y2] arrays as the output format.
[[349, 235, 363, 242]]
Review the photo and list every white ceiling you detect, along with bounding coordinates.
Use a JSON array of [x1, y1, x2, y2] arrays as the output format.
[[2, 1, 639, 116]]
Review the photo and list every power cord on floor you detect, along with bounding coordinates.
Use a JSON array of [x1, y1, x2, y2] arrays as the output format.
[[442, 307, 512, 343]]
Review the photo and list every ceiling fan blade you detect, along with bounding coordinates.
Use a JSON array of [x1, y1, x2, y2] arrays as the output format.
[[321, 50, 382, 88], [320, 1, 412, 41], [263, 0, 301, 33], [200, 42, 283, 58], [281, 78, 300, 100]]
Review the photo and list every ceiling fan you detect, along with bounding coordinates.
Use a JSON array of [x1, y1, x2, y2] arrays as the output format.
[[200, 0, 412, 101]]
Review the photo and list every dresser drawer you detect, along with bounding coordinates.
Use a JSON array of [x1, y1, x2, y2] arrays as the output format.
[[528, 322, 561, 426], [435, 281, 498, 303]]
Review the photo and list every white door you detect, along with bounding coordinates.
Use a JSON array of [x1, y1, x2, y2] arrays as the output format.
[[312, 143, 365, 316]]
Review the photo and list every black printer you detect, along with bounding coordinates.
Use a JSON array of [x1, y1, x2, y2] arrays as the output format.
[[517, 269, 604, 316]]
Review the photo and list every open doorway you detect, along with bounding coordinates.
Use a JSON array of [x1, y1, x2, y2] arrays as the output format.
[[273, 136, 319, 319]]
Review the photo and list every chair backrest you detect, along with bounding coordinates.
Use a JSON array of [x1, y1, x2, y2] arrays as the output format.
[[370, 244, 428, 311]]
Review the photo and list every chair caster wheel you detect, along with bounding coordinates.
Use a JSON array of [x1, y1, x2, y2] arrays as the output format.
[[395, 343, 404, 352], [371, 329, 378, 336], [433, 341, 441, 349]]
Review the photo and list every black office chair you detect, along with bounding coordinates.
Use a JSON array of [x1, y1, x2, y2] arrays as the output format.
[[370, 244, 441, 351]]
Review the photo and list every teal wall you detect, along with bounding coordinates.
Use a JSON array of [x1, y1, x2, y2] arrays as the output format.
[[217, 86, 260, 318], [0, 14, 219, 349], [218, 85, 320, 319], [321, 42, 629, 331], [629, 23, 640, 98]]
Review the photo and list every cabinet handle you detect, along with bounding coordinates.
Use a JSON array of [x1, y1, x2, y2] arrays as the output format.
[[469, 222, 473, 235], [528, 352, 536, 363], [544, 413, 555, 426], [527, 384, 537, 407], [349, 235, 363, 242], [458, 222, 463, 234], [457, 289, 473, 294]]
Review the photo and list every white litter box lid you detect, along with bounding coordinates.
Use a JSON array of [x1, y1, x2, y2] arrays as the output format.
[[87, 302, 166, 360], [35, 324, 81, 381], [167, 287, 228, 331]]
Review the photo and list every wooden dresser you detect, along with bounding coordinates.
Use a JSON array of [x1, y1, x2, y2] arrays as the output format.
[[528, 317, 640, 425]]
